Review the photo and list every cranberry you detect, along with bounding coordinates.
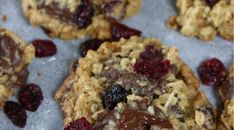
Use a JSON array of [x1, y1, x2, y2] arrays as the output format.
[[111, 21, 141, 40], [4, 101, 27, 128], [205, 0, 219, 6], [64, 117, 92, 130], [134, 59, 170, 81], [32, 39, 57, 57], [134, 46, 170, 81], [79, 39, 105, 57], [19, 84, 43, 112], [75, 0, 94, 29], [198, 58, 228, 86], [102, 84, 129, 110]]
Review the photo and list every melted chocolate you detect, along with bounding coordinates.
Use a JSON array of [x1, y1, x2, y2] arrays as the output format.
[[38, 3, 76, 25], [93, 110, 116, 130], [101, 68, 164, 97], [0, 35, 22, 71], [119, 108, 173, 129]]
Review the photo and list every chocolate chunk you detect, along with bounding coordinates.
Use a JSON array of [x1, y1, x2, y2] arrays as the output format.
[[119, 108, 173, 129], [38, 2, 76, 25], [93, 110, 116, 130], [14, 66, 29, 87], [0, 35, 22, 71], [101, 68, 164, 97], [38, 1, 94, 29], [79, 39, 105, 57], [93, 102, 171, 130], [219, 77, 234, 101]]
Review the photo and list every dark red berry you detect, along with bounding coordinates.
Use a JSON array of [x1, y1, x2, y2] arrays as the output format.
[[205, 0, 219, 6], [134, 59, 170, 81], [4, 101, 27, 128], [32, 39, 57, 57], [111, 21, 141, 40], [134, 46, 170, 81], [75, 1, 94, 29], [79, 39, 105, 57], [64, 117, 92, 130], [102, 84, 129, 110], [19, 84, 43, 112], [198, 58, 228, 86]]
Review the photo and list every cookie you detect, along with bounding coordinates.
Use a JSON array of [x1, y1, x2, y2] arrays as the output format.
[[55, 36, 216, 129], [167, 0, 234, 42], [22, 0, 142, 40], [217, 65, 234, 130], [0, 28, 35, 108]]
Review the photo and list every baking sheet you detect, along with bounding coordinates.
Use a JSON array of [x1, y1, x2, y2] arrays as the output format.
[[0, 0, 233, 129]]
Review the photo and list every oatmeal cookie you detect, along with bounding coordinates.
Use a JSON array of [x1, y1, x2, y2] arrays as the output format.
[[167, 0, 234, 42], [217, 65, 234, 130], [22, 0, 142, 40], [55, 37, 216, 129], [0, 28, 35, 108]]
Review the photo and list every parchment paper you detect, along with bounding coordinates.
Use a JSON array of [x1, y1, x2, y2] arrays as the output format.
[[0, 0, 233, 130]]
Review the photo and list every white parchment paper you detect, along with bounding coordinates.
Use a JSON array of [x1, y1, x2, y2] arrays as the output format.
[[0, 0, 233, 130]]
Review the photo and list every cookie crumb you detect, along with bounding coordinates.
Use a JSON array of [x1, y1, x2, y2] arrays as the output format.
[[167, 16, 177, 30], [2, 15, 8, 22]]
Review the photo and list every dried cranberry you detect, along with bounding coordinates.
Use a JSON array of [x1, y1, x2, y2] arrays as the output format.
[[32, 39, 57, 57], [19, 84, 43, 112], [134, 59, 170, 81], [111, 21, 141, 40], [134, 46, 170, 81], [205, 0, 219, 6], [79, 39, 105, 57], [75, 0, 94, 29], [198, 58, 228, 86], [102, 84, 129, 110], [64, 117, 92, 130], [4, 101, 27, 128]]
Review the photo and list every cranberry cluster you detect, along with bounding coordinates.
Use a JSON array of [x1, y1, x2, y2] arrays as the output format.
[[134, 45, 171, 81], [4, 84, 43, 128]]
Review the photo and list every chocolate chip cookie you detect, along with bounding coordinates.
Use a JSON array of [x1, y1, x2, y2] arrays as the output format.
[[167, 0, 234, 42], [217, 65, 234, 130], [22, 0, 142, 40], [0, 28, 35, 108], [56, 37, 216, 129]]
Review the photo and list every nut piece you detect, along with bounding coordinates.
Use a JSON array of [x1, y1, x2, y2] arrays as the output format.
[[167, 16, 178, 30], [195, 110, 205, 126]]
